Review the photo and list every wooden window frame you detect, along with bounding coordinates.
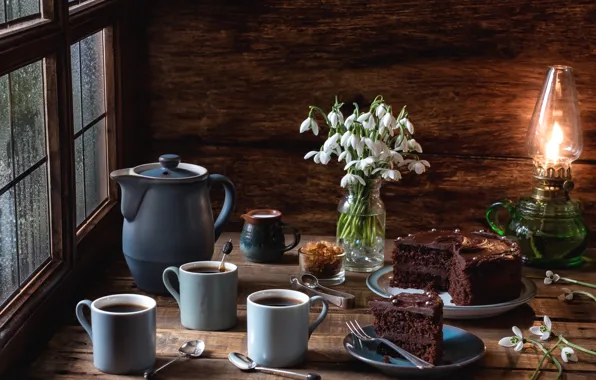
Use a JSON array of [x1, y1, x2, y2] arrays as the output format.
[[0, 0, 135, 375]]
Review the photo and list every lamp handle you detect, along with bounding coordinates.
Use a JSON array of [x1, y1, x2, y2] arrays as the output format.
[[486, 200, 515, 236]]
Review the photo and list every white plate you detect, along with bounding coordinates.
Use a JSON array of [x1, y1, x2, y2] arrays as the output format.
[[366, 266, 537, 319]]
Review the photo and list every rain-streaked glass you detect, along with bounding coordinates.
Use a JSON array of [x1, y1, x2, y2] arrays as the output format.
[[0, 189, 18, 306], [71, 42, 83, 134], [5, 0, 40, 22], [84, 119, 107, 214], [11, 61, 45, 177], [74, 137, 85, 225], [0, 75, 12, 189], [16, 163, 50, 284], [80, 31, 105, 126], [1, 3, 5, 23]]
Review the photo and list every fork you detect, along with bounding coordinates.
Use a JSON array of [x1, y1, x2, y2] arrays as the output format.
[[345, 320, 435, 369]]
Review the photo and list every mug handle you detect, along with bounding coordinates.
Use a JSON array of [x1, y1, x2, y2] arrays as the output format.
[[282, 223, 301, 252], [163, 266, 182, 307], [75, 300, 93, 341], [209, 174, 237, 241], [307, 295, 329, 338], [486, 200, 515, 236]]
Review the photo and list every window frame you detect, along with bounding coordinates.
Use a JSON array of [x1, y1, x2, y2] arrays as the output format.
[[0, 0, 131, 374]]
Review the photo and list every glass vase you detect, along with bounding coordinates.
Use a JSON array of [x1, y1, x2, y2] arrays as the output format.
[[336, 179, 386, 272]]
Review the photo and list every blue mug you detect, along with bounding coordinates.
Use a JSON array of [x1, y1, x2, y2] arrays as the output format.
[[75, 294, 156, 374]]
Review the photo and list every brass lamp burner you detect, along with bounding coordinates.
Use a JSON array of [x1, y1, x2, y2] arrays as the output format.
[[531, 160, 575, 201]]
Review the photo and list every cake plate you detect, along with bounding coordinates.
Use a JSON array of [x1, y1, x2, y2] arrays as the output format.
[[366, 266, 537, 319], [343, 324, 485, 379]]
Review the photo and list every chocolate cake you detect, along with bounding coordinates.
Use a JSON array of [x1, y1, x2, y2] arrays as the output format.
[[370, 292, 443, 365], [391, 229, 522, 306]]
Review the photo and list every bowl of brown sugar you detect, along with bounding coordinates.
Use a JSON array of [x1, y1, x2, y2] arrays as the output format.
[[298, 241, 345, 286]]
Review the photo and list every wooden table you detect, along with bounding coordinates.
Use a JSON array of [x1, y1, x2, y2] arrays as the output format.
[[29, 233, 596, 379]]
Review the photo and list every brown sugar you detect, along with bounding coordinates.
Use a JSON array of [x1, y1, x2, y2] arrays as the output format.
[[299, 241, 345, 278]]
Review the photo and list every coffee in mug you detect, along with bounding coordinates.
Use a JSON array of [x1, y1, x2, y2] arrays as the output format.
[[247, 289, 328, 368], [163, 261, 238, 331], [75, 294, 156, 374]]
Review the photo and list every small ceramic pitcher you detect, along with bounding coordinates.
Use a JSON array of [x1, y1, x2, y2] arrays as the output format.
[[240, 209, 301, 263]]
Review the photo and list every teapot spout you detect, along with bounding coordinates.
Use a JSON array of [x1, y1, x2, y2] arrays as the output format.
[[110, 168, 147, 222]]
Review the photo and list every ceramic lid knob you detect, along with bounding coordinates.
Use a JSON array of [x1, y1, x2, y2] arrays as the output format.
[[159, 154, 181, 170]]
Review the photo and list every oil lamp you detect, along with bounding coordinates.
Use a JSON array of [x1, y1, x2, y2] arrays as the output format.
[[486, 65, 589, 268]]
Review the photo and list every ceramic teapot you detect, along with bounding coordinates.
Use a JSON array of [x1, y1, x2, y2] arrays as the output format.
[[110, 154, 236, 294]]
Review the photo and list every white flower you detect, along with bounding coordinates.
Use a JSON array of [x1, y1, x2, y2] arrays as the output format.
[[375, 104, 387, 119], [395, 135, 408, 152], [358, 157, 376, 173], [561, 347, 578, 363], [498, 326, 524, 351], [404, 159, 430, 174], [544, 270, 561, 285], [355, 139, 365, 156], [340, 173, 365, 187], [373, 168, 402, 181], [304, 151, 330, 165], [327, 110, 344, 128], [338, 150, 353, 163], [344, 114, 356, 130], [408, 139, 423, 153], [401, 118, 414, 134], [389, 151, 404, 164], [341, 131, 352, 148], [357, 112, 375, 130], [323, 133, 341, 153], [529, 316, 552, 340], [558, 288, 574, 302], [300, 117, 313, 133], [344, 160, 359, 170], [381, 112, 396, 130], [349, 134, 361, 151]]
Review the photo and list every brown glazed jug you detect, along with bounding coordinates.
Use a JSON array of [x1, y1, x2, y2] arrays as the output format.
[[239, 209, 301, 263]]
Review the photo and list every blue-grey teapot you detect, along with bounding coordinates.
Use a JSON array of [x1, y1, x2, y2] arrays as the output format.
[[110, 154, 236, 294]]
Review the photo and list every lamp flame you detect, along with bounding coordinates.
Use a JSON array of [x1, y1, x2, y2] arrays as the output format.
[[545, 122, 564, 163]]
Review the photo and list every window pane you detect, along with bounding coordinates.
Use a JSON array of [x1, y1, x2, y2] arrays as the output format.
[[0, 75, 12, 189], [74, 136, 84, 225], [16, 163, 49, 283], [0, 189, 17, 305], [70, 43, 83, 134], [10, 61, 45, 177], [5, 0, 40, 22], [0, 2, 5, 24], [80, 32, 105, 125], [83, 119, 107, 214]]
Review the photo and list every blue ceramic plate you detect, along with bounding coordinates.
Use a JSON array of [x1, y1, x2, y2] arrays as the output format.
[[343, 325, 485, 379], [366, 266, 537, 319]]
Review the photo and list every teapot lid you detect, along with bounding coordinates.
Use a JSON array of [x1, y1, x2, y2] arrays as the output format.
[[138, 154, 203, 179]]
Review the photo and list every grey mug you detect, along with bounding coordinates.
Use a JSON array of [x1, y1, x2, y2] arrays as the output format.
[[247, 289, 329, 368], [75, 294, 156, 374], [163, 261, 238, 331]]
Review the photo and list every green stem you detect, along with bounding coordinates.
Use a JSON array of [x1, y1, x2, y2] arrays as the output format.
[[526, 338, 563, 380], [571, 290, 596, 303], [530, 337, 562, 380], [560, 277, 596, 290], [558, 335, 596, 356]]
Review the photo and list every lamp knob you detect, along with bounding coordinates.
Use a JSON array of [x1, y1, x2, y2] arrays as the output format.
[[563, 180, 574, 192]]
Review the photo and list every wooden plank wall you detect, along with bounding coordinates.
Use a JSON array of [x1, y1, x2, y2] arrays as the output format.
[[137, 0, 596, 238]]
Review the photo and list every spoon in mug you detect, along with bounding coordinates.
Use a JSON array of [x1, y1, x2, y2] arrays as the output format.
[[218, 239, 233, 272], [228, 352, 322, 380], [144, 340, 205, 378]]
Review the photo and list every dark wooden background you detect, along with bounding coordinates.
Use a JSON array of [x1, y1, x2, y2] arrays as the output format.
[[135, 0, 596, 238]]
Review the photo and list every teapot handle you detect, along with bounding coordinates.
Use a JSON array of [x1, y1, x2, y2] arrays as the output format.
[[209, 174, 236, 241], [486, 200, 515, 236]]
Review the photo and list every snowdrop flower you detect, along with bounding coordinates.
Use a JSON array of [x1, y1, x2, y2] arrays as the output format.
[[381, 112, 396, 130], [323, 133, 341, 153], [304, 150, 330, 165], [558, 288, 574, 302], [373, 168, 402, 181], [355, 139, 365, 156], [395, 135, 408, 152], [375, 104, 387, 119], [300, 117, 318, 134], [561, 347, 578, 363], [389, 150, 404, 164], [327, 110, 344, 128], [529, 316, 552, 341], [363, 138, 385, 156], [404, 159, 430, 174], [544, 270, 561, 285], [408, 139, 423, 153], [338, 150, 353, 163], [358, 157, 376, 173], [357, 112, 375, 130], [340, 173, 366, 187], [498, 326, 525, 351], [341, 130, 353, 148], [401, 118, 414, 134], [349, 134, 361, 150], [344, 114, 356, 130]]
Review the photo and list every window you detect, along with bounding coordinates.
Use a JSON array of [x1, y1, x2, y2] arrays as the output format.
[[0, 0, 126, 368]]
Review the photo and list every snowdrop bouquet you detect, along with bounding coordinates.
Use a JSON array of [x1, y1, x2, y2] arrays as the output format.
[[299, 95, 429, 271]]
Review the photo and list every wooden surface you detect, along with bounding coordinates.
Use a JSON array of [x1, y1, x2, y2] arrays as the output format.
[[27, 233, 596, 379], [136, 0, 596, 238]]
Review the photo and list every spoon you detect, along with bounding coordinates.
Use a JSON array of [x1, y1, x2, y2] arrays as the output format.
[[218, 239, 233, 272], [301, 273, 322, 289], [144, 340, 205, 378], [228, 352, 322, 380]]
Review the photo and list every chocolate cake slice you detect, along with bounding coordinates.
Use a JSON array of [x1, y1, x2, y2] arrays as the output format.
[[391, 229, 522, 306], [370, 292, 443, 365]]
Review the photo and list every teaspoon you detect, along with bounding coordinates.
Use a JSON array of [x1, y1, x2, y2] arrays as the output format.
[[228, 352, 322, 380], [144, 339, 205, 378]]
